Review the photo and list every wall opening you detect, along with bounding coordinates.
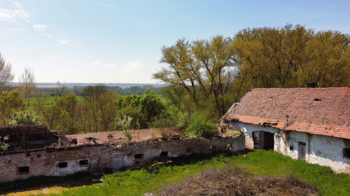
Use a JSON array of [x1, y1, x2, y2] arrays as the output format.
[[186, 148, 193, 154], [343, 148, 350, 158], [79, 160, 88, 166], [86, 137, 94, 142], [135, 154, 143, 159], [18, 166, 29, 174], [58, 162, 68, 168], [160, 151, 168, 157], [209, 146, 216, 150], [298, 142, 306, 161], [71, 139, 77, 145], [263, 132, 274, 150]]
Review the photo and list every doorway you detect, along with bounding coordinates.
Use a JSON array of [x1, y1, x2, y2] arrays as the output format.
[[263, 132, 274, 150], [298, 142, 306, 160]]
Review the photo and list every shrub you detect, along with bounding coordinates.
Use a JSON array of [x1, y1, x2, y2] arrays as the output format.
[[181, 112, 216, 139], [0, 135, 9, 150], [115, 115, 133, 142], [6, 110, 40, 126]]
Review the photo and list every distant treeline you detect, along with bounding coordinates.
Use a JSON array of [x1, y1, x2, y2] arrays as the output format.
[[35, 85, 162, 96], [34, 83, 167, 88]]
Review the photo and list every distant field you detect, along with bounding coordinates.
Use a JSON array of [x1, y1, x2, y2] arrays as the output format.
[[29, 96, 85, 106]]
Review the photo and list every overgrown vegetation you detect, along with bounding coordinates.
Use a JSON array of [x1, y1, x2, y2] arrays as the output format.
[[4, 150, 346, 196], [6, 110, 40, 126]]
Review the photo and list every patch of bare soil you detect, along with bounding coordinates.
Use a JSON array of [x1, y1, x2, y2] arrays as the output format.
[[158, 168, 318, 196]]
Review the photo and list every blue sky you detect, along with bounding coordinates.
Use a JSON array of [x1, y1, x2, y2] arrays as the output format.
[[0, 0, 349, 83]]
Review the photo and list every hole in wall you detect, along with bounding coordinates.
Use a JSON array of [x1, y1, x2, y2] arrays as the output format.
[[290, 146, 294, 151], [343, 148, 350, 158], [18, 166, 29, 174], [79, 160, 88, 166], [71, 139, 77, 145], [37, 154, 41, 158], [186, 149, 193, 154], [26, 152, 31, 157], [160, 151, 168, 157], [58, 162, 68, 168], [86, 137, 94, 142], [135, 154, 143, 159]]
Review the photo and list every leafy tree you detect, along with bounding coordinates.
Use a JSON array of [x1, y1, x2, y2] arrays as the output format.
[[139, 91, 165, 122], [181, 111, 217, 139], [57, 93, 78, 134], [0, 53, 14, 91], [18, 68, 37, 108], [153, 36, 236, 116], [0, 89, 25, 126], [7, 110, 40, 126]]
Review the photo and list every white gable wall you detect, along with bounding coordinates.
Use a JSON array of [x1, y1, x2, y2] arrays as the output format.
[[230, 122, 350, 173]]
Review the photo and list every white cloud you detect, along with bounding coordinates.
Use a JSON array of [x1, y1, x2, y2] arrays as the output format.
[[123, 61, 144, 72], [0, 8, 29, 22], [105, 64, 118, 68], [0, 9, 14, 21], [58, 40, 71, 44], [33, 24, 47, 31], [44, 33, 51, 38], [9, 0, 21, 7]]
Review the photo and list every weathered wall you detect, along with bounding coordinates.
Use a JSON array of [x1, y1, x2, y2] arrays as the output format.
[[0, 135, 245, 183], [230, 122, 350, 173]]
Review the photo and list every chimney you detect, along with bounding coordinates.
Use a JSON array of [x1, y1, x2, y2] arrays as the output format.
[[307, 82, 317, 88]]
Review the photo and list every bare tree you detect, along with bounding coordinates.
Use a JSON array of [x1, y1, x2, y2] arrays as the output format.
[[18, 68, 37, 108], [0, 53, 15, 91]]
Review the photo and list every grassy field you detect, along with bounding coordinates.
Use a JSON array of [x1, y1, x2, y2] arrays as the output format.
[[4, 150, 350, 196], [29, 96, 85, 106]]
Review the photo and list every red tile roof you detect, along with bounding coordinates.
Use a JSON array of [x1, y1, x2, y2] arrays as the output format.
[[222, 87, 350, 139]]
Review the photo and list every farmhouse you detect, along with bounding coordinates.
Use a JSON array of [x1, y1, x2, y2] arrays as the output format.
[[0, 126, 244, 183], [219, 87, 350, 173]]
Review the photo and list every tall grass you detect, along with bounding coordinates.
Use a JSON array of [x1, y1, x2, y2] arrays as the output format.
[[22, 150, 350, 195]]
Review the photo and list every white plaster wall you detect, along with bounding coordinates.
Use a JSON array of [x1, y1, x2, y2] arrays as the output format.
[[230, 122, 350, 173], [231, 122, 280, 150], [309, 135, 350, 173]]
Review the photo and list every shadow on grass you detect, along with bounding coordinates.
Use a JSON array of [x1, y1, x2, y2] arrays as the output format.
[[0, 168, 113, 195]]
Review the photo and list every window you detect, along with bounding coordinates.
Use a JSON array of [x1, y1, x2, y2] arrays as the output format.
[[18, 166, 29, 174], [79, 160, 88, 166], [209, 146, 216, 150], [58, 162, 68, 168], [37, 154, 41, 158], [289, 146, 294, 151], [160, 151, 168, 157], [186, 148, 193, 154], [343, 148, 350, 158], [135, 154, 143, 159]]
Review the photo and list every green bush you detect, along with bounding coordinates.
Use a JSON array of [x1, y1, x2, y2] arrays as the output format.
[[181, 111, 216, 139], [6, 110, 40, 126]]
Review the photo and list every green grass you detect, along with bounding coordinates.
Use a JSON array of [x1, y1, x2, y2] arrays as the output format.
[[29, 96, 85, 106], [25, 150, 350, 196]]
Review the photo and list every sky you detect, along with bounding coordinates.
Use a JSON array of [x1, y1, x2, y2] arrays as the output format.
[[0, 0, 349, 83]]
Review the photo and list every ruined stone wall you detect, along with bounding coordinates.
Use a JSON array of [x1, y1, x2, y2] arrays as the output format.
[[0, 135, 245, 183]]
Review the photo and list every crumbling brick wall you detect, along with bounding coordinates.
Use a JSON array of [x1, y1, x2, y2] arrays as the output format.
[[0, 134, 245, 183]]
